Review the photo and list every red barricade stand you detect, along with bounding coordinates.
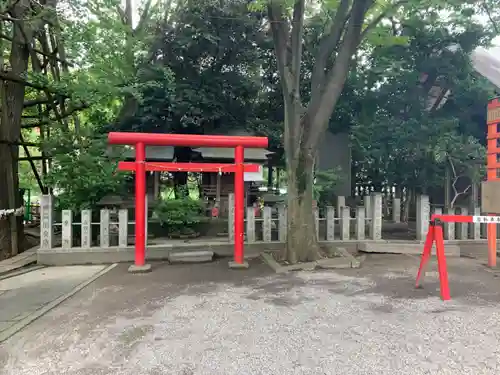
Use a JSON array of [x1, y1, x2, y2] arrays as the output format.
[[415, 217, 451, 301], [415, 214, 499, 301]]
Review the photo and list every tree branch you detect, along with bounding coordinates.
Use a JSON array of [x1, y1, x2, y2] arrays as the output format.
[[310, 0, 351, 102], [359, 0, 407, 41], [306, 0, 370, 151], [290, 0, 305, 98], [267, 1, 292, 92], [135, 0, 154, 35]]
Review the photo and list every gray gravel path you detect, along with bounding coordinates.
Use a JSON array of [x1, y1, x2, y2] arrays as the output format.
[[1, 255, 500, 375]]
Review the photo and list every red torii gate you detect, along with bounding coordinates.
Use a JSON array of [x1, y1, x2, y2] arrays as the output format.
[[108, 132, 268, 272]]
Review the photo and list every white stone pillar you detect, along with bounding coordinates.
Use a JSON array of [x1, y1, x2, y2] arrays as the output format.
[[246, 207, 255, 243], [326, 206, 335, 241], [228, 193, 234, 242], [262, 206, 272, 242], [81, 210, 92, 248], [337, 196, 345, 218], [460, 207, 468, 240], [40, 195, 53, 250], [444, 208, 455, 240], [61, 210, 72, 249], [340, 206, 350, 240], [392, 198, 401, 223], [118, 209, 128, 247], [471, 207, 481, 240], [416, 195, 430, 241], [356, 206, 365, 240], [278, 205, 287, 242], [314, 207, 320, 240], [145, 193, 148, 246], [364, 195, 372, 219], [100, 209, 110, 248], [369, 193, 382, 240]]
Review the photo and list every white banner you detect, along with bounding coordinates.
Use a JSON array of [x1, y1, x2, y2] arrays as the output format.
[[472, 216, 500, 223], [0, 207, 24, 219]]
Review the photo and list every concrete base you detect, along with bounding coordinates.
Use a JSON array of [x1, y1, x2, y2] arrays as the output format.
[[127, 264, 152, 273], [228, 260, 249, 269], [168, 251, 213, 263], [358, 242, 461, 257]]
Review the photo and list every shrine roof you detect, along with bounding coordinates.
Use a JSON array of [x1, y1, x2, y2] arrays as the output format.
[[192, 147, 272, 161], [122, 146, 175, 161]]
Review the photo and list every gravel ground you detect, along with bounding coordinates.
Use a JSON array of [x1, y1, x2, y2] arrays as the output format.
[[1, 255, 500, 375]]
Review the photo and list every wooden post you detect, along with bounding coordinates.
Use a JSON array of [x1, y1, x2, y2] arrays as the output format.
[[246, 207, 255, 243], [61, 210, 72, 249], [81, 210, 92, 248], [263, 206, 272, 242], [40, 195, 53, 250], [119, 209, 128, 247], [228, 193, 234, 242], [340, 206, 350, 240], [326, 206, 335, 241], [100, 209, 110, 248], [356, 206, 365, 240], [278, 204, 287, 242]]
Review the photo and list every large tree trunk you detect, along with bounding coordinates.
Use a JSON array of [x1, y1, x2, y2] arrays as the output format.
[[281, 110, 321, 263], [284, 149, 320, 263], [0, 9, 30, 260]]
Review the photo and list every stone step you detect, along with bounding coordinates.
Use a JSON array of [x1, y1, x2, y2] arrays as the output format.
[[168, 251, 214, 264], [358, 242, 460, 257]]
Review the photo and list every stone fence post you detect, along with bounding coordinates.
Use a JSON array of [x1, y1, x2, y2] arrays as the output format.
[[369, 193, 382, 240], [416, 195, 430, 241], [228, 193, 234, 242], [40, 195, 53, 250]]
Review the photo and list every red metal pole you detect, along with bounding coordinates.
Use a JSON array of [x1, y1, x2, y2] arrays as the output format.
[[487, 98, 499, 267], [135, 142, 146, 267], [234, 145, 245, 264]]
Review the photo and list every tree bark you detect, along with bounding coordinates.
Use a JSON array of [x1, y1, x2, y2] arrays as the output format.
[[283, 136, 319, 263], [0, 1, 31, 259]]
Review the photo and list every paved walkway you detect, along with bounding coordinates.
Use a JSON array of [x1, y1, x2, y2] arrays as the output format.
[[0, 249, 37, 276], [1, 255, 500, 374], [0, 265, 112, 342]]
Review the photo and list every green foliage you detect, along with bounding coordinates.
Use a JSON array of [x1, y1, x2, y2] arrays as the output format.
[[351, 15, 496, 192], [44, 131, 125, 211], [154, 197, 206, 236], [313, 167, 344, 205], [118, 0, 267, 136]]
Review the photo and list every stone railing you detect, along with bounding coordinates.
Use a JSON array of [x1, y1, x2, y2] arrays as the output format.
[[38, 193, 487, 253], [227, 193, 384, 242]]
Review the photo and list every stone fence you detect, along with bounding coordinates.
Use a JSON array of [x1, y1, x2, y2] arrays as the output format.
[[39, 193, 487, 252]]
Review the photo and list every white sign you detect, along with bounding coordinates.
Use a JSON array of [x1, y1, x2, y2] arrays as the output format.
[[472, 216, 500, 223], [244, 166, 264, 182]]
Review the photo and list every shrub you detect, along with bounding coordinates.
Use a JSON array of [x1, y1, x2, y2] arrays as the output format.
[[154, 197, 206, 236]]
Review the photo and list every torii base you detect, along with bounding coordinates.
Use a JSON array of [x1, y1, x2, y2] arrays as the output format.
[[228, 260, 249, 269], [128, 264, 152, 273]]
